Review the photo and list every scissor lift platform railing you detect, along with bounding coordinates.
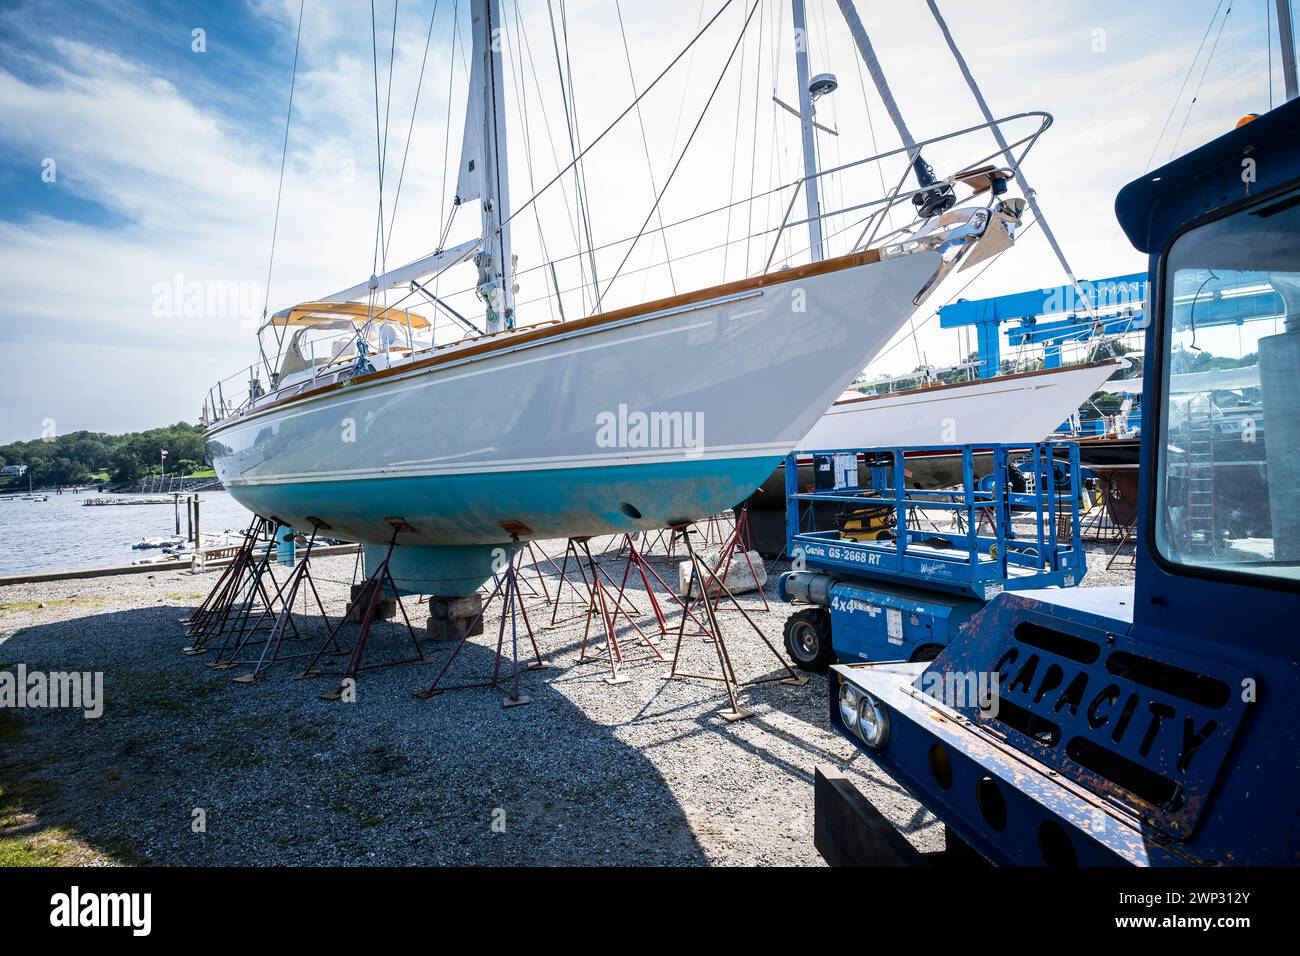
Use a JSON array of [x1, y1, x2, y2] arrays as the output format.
[[785, 443, 1086, 600]]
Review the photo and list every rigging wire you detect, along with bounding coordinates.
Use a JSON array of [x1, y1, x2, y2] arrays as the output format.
[[664, 0, 711, 193], [1099, 0, 1226, 270], [546, 0, 601, 311], [595, 0, 763, 309], [495, 0, 741, 237], [1167, 0, 1235, 161], [615, 0, 679, 295], [504, 0, 558, 322], [436, 2, 458, 254], [367, 0, 386, 320], [512, 6, 590, 304], [261, 0, 306, 360], [558, 0, 603, 306], [742, 0, 766, 275], [378, 0, 399, 272], [722, 0, 751, 281], [384, 0, 441, 255]]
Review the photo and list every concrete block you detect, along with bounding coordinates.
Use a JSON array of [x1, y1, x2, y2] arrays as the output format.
[[346, 582, 396, 622], [678, 548, 768, 598], [425, 593, 485, 642]]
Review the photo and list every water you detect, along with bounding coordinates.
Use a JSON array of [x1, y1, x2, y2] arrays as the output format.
[[0, 490, 255, 576]]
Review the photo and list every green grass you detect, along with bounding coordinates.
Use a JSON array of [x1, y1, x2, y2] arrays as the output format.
[[0, 597, 96, 618], [0, 708, 137, 866], [0, 828, 77, 865]]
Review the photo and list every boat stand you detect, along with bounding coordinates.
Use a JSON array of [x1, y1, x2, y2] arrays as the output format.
[[414, 535, 547, 707], [574, 537, 665, 685], [1078, 477, 1138, 568], [639, 509, 735, 558], [607, 533, 710, 639], [182, 517, 285, 656], [502, 540, 562, 608], [663, 525, 806, 722], [231, 519, 341, 684], [545, 536, 641, 628], [181, 520, 258, 637], [297, 518, 433, 701], [686, 507, 770, 617], [205, 521, 297, 669]]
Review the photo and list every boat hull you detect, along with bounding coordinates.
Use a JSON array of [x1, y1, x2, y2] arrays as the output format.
[[206, 251, 940, 592], [800, 359, 1121, 450]]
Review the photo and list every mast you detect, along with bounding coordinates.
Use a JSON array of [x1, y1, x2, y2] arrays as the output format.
[[791, 0, 825, 262], [461, 0, 515, 332], [1279, 0, 1299, 101]]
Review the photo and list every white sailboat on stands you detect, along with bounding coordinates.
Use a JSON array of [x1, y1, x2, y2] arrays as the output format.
[[203, 0, 1046, 596]]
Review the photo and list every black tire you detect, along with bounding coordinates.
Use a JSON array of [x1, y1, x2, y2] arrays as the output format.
[[784, 607, 834, 672], [910, 643, 945, 663]]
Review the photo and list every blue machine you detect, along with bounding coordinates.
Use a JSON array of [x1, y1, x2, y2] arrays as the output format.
[[816, 100, 1300, 867], [939, 273, 1147, 378], [777, 442, 1085, 669]]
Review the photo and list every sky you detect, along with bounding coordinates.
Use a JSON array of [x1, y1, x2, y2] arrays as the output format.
[[0, 0, 1287, 444]]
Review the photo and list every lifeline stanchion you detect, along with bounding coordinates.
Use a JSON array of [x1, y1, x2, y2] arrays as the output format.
[[231, 518, 342, 684], [413, 532, 547, 707], [574, 537, 664, 685], [663, 524, 806, 722], [296, 518, 433, 701]]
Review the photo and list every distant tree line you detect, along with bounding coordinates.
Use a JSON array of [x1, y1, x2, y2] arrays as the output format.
[[0, 423, 208, 489]]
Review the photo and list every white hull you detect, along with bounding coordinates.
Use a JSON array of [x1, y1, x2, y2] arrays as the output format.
[[207, 251, 941, 547], [800, 360, 1121, 451]]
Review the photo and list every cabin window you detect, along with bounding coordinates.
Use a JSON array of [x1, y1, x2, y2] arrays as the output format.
[[1156, 190, 1300, 583]]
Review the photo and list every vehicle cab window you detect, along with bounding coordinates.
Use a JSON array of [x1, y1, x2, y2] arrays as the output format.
[[1156, 189, 1300, 584]]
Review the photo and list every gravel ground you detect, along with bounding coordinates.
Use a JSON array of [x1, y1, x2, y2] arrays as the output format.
[[0, 527, 1134, 866]]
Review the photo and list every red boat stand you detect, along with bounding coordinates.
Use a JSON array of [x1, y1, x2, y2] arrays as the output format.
[[414, 532, 547, 707], [686, 506, 770, 617], [663, 525, 805, 722], [182, 517, 283, 654], [230, 518, 341, 684], [607, 532, 710, 639], [573, 537, 665, 685], [296, 518, 433, 701], [545, 536, 641, 628]]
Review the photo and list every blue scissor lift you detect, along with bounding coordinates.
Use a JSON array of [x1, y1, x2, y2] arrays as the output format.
[[777, 442, 1085, 670]]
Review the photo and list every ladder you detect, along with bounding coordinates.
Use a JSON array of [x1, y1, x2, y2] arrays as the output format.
[[1184, 398, 1218, 551]]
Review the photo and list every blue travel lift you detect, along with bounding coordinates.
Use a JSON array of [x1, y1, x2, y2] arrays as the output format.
[[777, 442, 1085, 670], [809, 98, 1300, 867]]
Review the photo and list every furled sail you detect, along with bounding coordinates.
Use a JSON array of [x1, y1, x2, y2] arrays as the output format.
[[454, 31, 484, 206]]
